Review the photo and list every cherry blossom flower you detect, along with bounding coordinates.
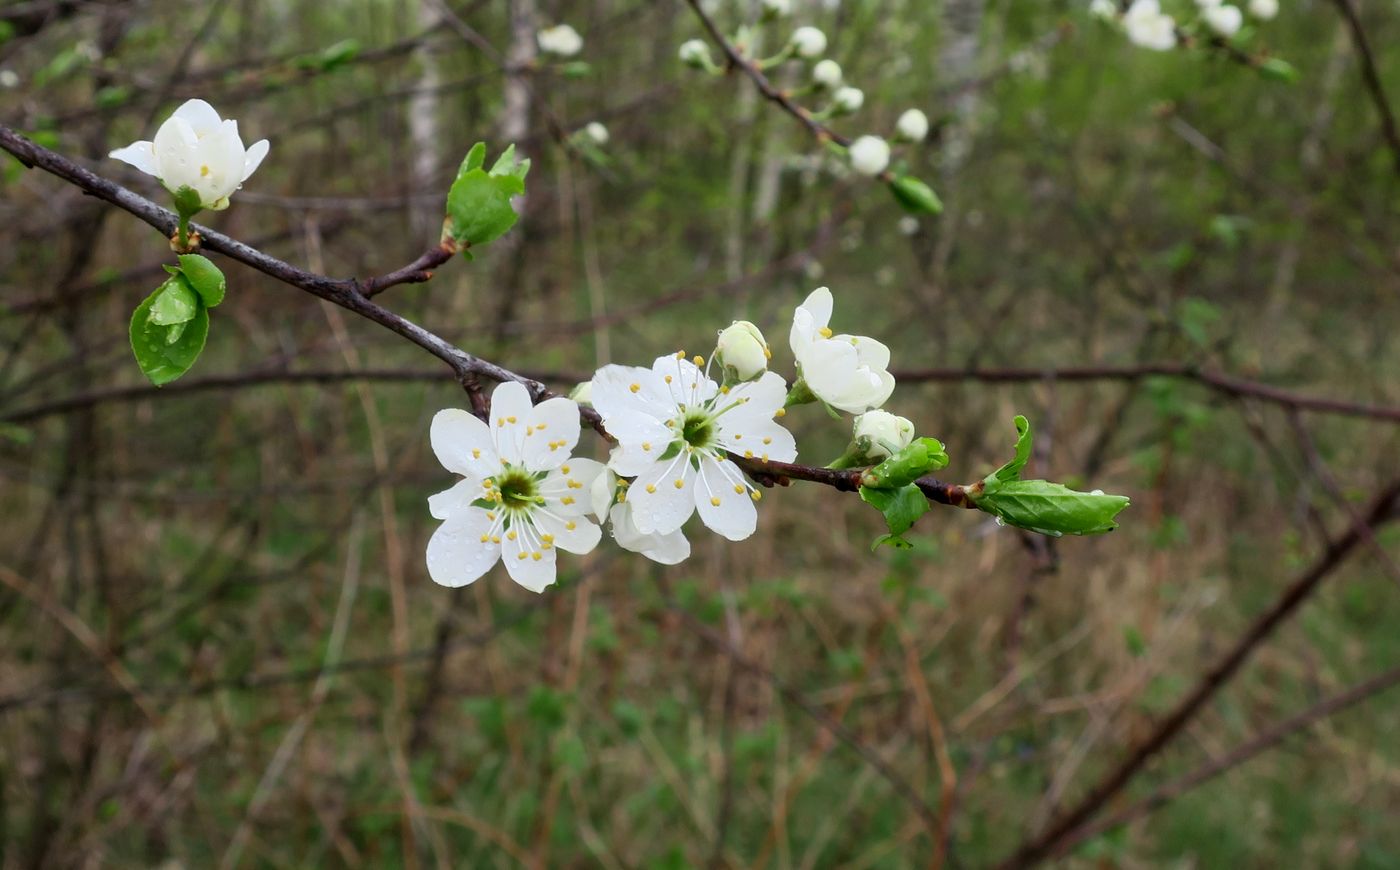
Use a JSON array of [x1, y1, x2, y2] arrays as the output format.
[[591, 354, 796, 541], [426, 381, 605, 592], [1248, 0, 1277, 19], [715, 320, 770, 382], [847, 135, 890, 176], [789, 287, 895, 413], [109, 99, 269, 210], [537, 24, 583, 57], [853, 410, 916, 460], [1123, 0, 1177, 51], [896, 108, 929, 142], [790, 26, 827, 59], [813, 59, 843, 89]]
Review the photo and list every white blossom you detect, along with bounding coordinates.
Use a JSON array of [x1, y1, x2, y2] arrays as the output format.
[[426, 382, 605, 592], [715, 320, 770, 382], [590, 470, 691, 564], [853, 410, 915, 460], [896, 108, 929, 142], [847, 135, 890, 176], [537, 24, 583, 57], [761, 0, 792, 18], [898, 216, 920, 236], [832, 86, 865, 114], [789, 26, 827, 59], [0, 70, 19, 89], [789, 287, 895, 413], [1089, 0, 1119, 19], [813, 59, 843, 89], [1248, 0, 1278, 19], [591, 354, 796, 541], [679, 38, 713, 68], [108, 99, 269, 211], [1202, 3, 1243, 35], [584, 122, 609, 145], [1123, 0, 1177, 51]]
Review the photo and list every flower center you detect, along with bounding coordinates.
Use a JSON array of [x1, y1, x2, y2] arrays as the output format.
[[680, 409, 715, 450], [492, 465, 539, 512]]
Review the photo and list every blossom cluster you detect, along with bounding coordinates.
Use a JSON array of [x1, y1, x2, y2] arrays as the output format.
[[676, 8, 929, 179], [426, 288, 918, 592], [1091, 0, 1278, 52]]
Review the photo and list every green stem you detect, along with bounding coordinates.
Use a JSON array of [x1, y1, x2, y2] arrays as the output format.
[[784, 377, 817, 408]]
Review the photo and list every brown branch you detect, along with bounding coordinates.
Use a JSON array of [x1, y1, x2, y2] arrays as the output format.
[[893, 364, 1400, 424], [1055, 663, 1400, 854], [1329, 0, 1400, 174], [999, 477, 1400, 868]]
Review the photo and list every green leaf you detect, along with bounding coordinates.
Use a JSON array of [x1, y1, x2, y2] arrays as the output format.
[[972, 415, 1130, 536], [889, 174, 943, 215], [861, 437, 949, 489], [971, 479, 1130, 537], [176, 254, 226, 307], [860, 483, 930, 550], [986, 414, 1033, 485], [147, 275, 199, 326], [130, 282, 210, 386], [1256, 57, 1299, 84], [445, 144, 527, 251]]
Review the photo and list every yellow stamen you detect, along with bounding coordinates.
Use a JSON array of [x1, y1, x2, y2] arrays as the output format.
[[645, 484, 657, 493], [710, 497, 721, 506], [629, 383, 641, 393], [565, 521, 577, 530], [819, 327, 833, 338], [673, 479, 684, 489]]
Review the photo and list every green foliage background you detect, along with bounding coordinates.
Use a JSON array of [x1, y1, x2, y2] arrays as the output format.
[[1, 0, 1398, 866]]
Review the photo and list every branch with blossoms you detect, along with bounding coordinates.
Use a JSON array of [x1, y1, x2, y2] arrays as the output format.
[[1089, 0, 1299, 82], [0, 97, 1129, 595]]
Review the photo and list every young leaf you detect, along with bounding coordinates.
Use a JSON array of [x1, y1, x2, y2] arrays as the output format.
[[986, 414, 1033, 485], [130, 282, 210, 386], [889, 175, 943, 215], [147, 275, 199, 326], [973, 480, 1130, 537], [445, 144, 526, 251], [860, 437, 949, 489], [458, 142, 487, 177], [176, 254, 226, 307], [860, 483, 930, 549]]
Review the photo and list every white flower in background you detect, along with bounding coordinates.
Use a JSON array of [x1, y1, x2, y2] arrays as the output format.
[[584, 122, 609, 145], [832, 86, 865, 114], [789, 287, 896, 413], [1248, 0, 1277, 19], [679, 38, 712, 68], [109, 99, 269, 211], [715, 320, 771, 382], [847, 135, 890, 176], [426, 382, 605, 592], [1202, 3, 1243, 35], [0, 70, 19, 89], [537, 24, 583, 57], [569, 380, 593, 405], [590, 470, 691, 564], [761, 0, 792, 18], [813, 59, 843, 89], [591, 354, 796, 541], [1122, 0, 1177, 50], [1089, 0, 1118, 19], [852, 410, 915, 460], [898, 216, 921, 236], [790, 26, 828, 59], [896, 108, 929, 142]]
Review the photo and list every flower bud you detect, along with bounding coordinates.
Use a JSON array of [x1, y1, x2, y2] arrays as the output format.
[[537, 24, 583, 57], [715, 320, 770, 382], [853, 410, 916, 460], [812, 59, 842, 89], [895, 108, 929, 142], [583, 121, 609, 145], [761, 0, 792, 19], [1202, 3, 1242, 36], [678, 38, 713, 68], [847, 135, 890, 176], [569, 380, 594, 405], [1248, 0, 1277, 19], [832, 86, 864, 115], [789, 26, 827, 59], [1089, 0, 1118, 19]]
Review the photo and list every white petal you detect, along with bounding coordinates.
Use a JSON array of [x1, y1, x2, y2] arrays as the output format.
[[428, 478, 479, 520], [519, 396, 581, 470], [534, 509, 602, 555], [716, 420, 797, 463], [651, 354, 719, 407], [426, 509, 501, 587], [840, 334, 891, 373], [720, 371, 789, 427], [430, 408, 501, 478], [501, 519, 558, 592], [604, 410, 674, 476], [108, 141, 157, 176], [537, 458, 607, 516], [695, 457, 757, 541], [798, 286, 833, 328], [610, 503, 691, 565], [590, 468, 618, 520], [627, 455, 697, 534], [152, 115, 201, 193], [171, 99, 223, 137], [242, 139, 269, 182], [592, 363, 674, 422], [195, 119, 247, 203], [487, 380, 535, 464]]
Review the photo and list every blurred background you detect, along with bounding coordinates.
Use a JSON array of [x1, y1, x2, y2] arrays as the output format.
[[2, 0, 1399, 866]]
